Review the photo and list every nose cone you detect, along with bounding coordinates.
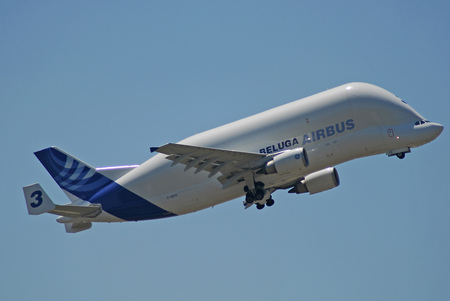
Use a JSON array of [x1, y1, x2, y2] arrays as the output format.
[[409, 121, 444, 147], [428, 122, 444, 142]]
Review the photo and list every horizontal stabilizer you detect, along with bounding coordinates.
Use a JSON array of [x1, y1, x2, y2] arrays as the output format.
[[65, 222, 92, 233], [52, 204, 101, 218], [96, 165, 139, 181]]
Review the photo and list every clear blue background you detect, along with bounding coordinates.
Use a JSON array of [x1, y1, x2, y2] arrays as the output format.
[[2, 1, 449, 300]]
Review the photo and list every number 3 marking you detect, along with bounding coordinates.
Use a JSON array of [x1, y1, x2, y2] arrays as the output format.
[[30, 190, 43, 208]]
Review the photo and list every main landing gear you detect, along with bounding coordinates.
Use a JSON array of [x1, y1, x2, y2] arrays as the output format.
[[243, 182, 275, 210]]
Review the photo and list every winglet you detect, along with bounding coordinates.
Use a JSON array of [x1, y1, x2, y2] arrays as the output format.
[[150, 147, 159, 153]]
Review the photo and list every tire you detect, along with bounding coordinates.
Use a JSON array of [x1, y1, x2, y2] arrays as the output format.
[[245, 192, 254, 204], [255, 181, 265, 188], [397, 153, 405, 159], [255, 188, 265, 200]]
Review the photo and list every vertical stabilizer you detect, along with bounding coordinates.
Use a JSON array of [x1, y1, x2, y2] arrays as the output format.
[[23, 183, 56, 215], [34, 147, 114, 201]]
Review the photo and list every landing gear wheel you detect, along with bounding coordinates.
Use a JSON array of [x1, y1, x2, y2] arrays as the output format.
[[266, 198, 275, 207], [397, 152, 405, 159], [254, 182, 266, 200], [256, 203, 265, 210], [254, 188, 265, 200], [245, 192, 255, 204]]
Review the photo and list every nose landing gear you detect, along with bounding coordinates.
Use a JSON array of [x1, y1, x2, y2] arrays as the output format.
[[386, 147, 410, 159], [396, 152, 405, 159]]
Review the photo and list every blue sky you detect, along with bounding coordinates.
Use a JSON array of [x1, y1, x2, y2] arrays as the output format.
[[2, 1, 449, 300]]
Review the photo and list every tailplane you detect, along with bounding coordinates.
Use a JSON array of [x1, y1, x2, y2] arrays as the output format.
[[23, 183, 101, 233], [25, 146, 139, 233], [64, 222, 92, 233]]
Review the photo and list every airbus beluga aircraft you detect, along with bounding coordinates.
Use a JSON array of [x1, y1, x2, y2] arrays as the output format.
[[23, 83, 443, 233]]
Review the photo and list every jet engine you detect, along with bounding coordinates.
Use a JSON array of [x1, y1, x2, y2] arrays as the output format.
[[289, 167, 340, 194], [261, 147, 309, 175]]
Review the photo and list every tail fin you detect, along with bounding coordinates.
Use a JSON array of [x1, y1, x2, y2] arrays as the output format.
[[23, 183, 56, 215], [34, 147, 114, 201], [23, 182, 102, 217], [23, 182, 101, 233]]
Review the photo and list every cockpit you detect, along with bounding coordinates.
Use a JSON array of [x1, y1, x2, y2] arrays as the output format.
[[414, 119, 431, 126]]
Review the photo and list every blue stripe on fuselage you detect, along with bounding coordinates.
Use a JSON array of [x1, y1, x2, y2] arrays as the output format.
[[90, 182, 176, 221], [35, 147, 175, 221]]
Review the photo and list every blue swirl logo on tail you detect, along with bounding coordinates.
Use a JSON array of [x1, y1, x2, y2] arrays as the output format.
[[34, 147, 113, 200]]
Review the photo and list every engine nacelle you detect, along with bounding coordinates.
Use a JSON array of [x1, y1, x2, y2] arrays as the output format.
[[262, 147, 309, 175], [289, 167, 340, 195]]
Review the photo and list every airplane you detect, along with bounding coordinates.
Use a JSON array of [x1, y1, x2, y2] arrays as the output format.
[[23, 82, 443, 233]]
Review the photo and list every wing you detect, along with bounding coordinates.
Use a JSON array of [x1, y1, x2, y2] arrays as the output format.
[[150, 143, 272, 189]]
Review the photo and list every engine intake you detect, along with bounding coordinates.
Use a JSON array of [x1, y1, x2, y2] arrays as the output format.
[[289, 167, 340, 194], [262, 147, 309, 175]]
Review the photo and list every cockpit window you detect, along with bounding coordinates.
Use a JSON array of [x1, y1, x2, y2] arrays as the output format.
[[415, 119, 430, 125], [395, 95, 408, 104]]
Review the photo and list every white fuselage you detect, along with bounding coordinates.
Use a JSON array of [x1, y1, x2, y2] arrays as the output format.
[[100, 83, 442, 221]]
